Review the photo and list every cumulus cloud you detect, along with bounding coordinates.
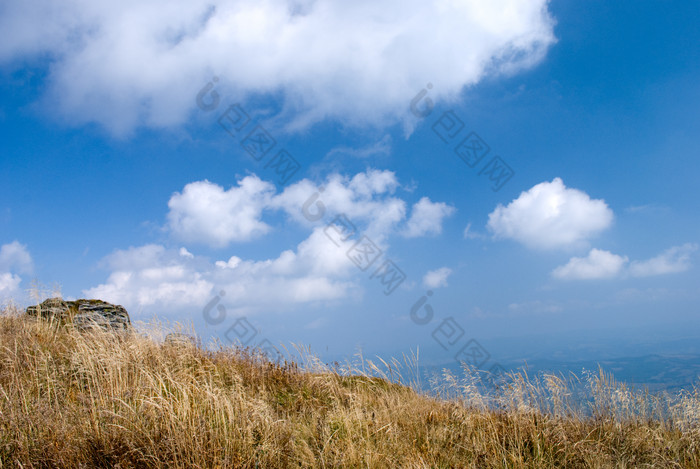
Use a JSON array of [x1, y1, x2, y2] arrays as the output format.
[[270, 169, 406, 241], [89, 168, 455, 316], [552, 249, 628, 280], [487, 178, 614, 250], [422, 267, 452, 289], [166, 169, 452, 250], [628, 243, 698, 277], [167, 176, 275, 247], [0, 241, 33, 298], [552, 243, 698, 280], [402, 197, 455, 238], [0, 0, 555, 134], [84, 230, 359, 317], [0, 273, 22, 298], [0, 241, 33, 274], [84, 245, 219, 311]]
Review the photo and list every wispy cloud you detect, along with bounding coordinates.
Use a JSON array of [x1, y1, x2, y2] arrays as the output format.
[[552, 249, 628, 280], [326, 135, 393, 160], [552, 243, 698, 280], [422, 267, 452, 289], [463, 222, 487, 240], [628, 243, 698, 277]]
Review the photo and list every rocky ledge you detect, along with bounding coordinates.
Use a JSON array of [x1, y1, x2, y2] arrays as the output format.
[[26, 297, 131, 331]]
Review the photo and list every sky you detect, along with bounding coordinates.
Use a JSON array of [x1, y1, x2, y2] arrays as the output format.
[[1, 0, 699, 370]]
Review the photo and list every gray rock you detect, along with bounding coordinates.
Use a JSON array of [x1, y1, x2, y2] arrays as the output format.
[[25, 297, 70, 321], [26, 298, 131, 331]]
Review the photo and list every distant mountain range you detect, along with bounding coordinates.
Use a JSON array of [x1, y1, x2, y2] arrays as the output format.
[[505, 354, 700, 393], [420, 354, 700, 394], [403, 324, 700, 393]]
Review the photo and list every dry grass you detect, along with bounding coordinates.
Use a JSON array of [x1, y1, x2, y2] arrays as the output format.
[[0, 306, 698, 468]]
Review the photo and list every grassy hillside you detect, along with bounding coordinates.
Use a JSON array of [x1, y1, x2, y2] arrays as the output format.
[[1, 307, 699, 468]]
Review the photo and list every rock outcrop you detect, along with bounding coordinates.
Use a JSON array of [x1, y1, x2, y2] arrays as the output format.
[[26, 298, 131, 331]]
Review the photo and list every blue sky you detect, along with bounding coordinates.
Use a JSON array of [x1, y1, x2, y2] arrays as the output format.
[[1, 0, 699, 368]]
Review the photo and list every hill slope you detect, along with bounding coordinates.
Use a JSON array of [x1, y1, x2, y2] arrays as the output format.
[[0, 310, 698, 468]]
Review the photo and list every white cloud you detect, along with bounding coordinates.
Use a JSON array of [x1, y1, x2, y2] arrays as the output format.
[[552, 243, 698, 280], [167, 176, 275, 247], [85, 245, 218, 311], [0, 241, 33, 274], [272, 170, 454, 242], [402, 197, 455, 238], [87, 169, 456, 315], [507, 300, 563, 314], [84, 232, 359, 317], [0, 273, 22, 297], [487, 178, 614, 250], [271, 169, 406, 241], [423, 267, 452, 289], [552, 249, 628, 280], [165, 169, 448, 249], [0, 0, 555, 135], [629, 243, 698, 277], [463, 222, 486, 240], [326, 135, 393, 160], [0, 241, 33, 299]]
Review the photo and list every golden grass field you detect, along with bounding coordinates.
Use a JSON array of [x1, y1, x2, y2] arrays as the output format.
[[1, 305, 699, 468]]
